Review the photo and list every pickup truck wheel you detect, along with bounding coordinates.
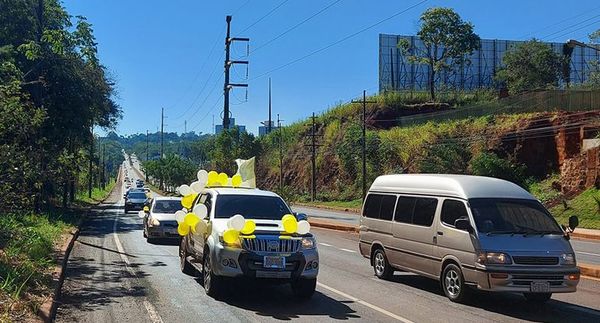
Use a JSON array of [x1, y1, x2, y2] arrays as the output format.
[[203, 252, 223, 298], [372, 248, 393, 280], [524, 292, 552, 303], [179, 237, 196, 276], [291, 278, 316, 299]]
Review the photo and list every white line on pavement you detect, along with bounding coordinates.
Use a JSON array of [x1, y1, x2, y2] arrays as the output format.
[[340, 248, 356, 253], [578, 251, 600, 257], [317, 282, 414, 323], [113, 205, 163, 323], [319, 242, 333, 247]]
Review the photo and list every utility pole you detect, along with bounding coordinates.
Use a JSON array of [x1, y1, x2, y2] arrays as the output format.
[[277, 114, 284, 192], [352, 91, 376, 200], [102, 143, 106, 190], [304, 113, 322, 202], [160, 107, 164, 190], [223, 15, 249, 129], [268, 78, 272, 134], [184, 120, 187, 133], [145, 130, 149, 181], [88, 128, 93, 199]]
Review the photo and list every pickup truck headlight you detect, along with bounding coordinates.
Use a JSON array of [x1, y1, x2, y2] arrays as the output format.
[[148, 217, 160, 227], [301, 237, 316, 249], [477, 252, 512, 265], [219, 235, 241, 248], [560, 253, 575, 265]]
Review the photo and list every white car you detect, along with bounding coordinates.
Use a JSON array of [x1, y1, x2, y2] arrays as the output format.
[[141, 197, 183, 242], [179, 187, 319, 299]]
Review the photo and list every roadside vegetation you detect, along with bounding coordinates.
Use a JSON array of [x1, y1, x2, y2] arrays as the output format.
[[550, 188, 600, 230]]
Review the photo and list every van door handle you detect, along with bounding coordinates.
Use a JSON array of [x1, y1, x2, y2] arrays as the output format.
[[437, 231, 444, 236]]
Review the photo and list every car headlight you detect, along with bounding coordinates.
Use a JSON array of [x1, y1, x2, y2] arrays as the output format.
[[219, 235, 241, 248], [301, 237, 316, 249], [561, 253, 575, 265], [477, 252, 512, 265], [149, 217, 160, 227]]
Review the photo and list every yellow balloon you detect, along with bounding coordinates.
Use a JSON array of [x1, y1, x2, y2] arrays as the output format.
[[184, 213, 200, 229], [177, 223, 190, 236], [218, 172, 228, 186], [241, 220, 256, 235], [282, 217, 298, 234], [282, 214, 295, 223], [207, 171, 219, 186], [181, 193, 198, 209], [231, 174, 243, 187], [223, 229, 240, 244]]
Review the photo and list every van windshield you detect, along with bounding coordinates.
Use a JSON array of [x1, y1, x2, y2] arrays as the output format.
[[469, 198, 562, 235], [215, 195, 291, 220]]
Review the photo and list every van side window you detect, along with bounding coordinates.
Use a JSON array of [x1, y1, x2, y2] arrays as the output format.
[[394, 196, 416, 224], [413, 198, 437, 226], [379, 195, 397, 221], [363, 194, 383, 219], [441, 199, 468, 227]]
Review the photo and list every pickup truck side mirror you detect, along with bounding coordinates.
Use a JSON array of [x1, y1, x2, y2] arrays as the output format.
[[568, 215, 579, 231], [455, 218, 473, 234], [294, 212, 308, 221]]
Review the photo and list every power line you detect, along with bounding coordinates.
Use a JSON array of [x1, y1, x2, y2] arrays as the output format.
[[238, 0, 292, 34], [250, 0, 344, 54], [540, 13, 600, 40], [249, 0, 428, 80], [520, 5, 600, 39], [546, 19, 600, 42]]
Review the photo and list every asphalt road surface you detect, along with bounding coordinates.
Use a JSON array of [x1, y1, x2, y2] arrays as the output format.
[[55, 168, 600, 322]]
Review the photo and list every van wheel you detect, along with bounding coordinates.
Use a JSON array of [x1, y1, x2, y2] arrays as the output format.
[[291, 278, 316, 300], [442, 264, 468, 303], [372, 249, 394, 279], [179, 237, 196, 276], [523, 292, 552, 303], [203, 251, 223, 298]]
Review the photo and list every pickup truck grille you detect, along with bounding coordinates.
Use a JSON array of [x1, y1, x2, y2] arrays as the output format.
[[242, 238, 300, 253], [512, 256, 559, 265]]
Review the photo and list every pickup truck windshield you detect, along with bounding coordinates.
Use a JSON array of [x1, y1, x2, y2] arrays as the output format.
[[215, 195, 291, 220], [469, 198, 562, 234], [128, 193, 147, 200]]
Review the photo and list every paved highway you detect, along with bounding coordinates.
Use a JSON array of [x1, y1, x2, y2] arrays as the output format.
[[55, 161, 600, 322]]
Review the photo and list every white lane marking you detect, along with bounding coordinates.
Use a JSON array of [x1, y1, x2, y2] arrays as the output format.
[[577, 251, 600, 257], [113, 208, 163, 323], [340, 248, 356, 253], [319, 243, 333, 247], [317, 282, 414, 323]]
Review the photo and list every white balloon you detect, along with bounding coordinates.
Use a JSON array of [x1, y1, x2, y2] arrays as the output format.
[[228, 214, 245, 231], [175, 210, 186, 224], [190, 180, 204, 193], [297, 220, 311, 235], [197, 169, 209, 185], [138, 210, 146, 219], [179, 184, 192, 196], [194, 220, 208, 234], [192, 204, 208, 219]]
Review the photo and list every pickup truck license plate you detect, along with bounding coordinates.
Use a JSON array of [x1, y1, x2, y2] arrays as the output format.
[[530, 281, 550, 293], [264, 256, 285, 269]]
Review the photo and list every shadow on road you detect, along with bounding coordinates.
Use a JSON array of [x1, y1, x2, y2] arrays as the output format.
[[388, 273, 600, 322], [195, 278, 360, 320]]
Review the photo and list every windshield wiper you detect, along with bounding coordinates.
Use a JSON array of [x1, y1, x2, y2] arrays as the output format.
[[486, 230, 528, 236], [522, 229, 562, 236]]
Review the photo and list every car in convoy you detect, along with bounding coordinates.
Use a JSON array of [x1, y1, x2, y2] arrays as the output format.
[[140, 197, 182, 242], [179, 187, 318, 299], [124, 191, 150, 213], [358, 174, 580, 303]]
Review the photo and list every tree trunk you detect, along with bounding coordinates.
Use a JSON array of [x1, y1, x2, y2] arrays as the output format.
[[429, 64, 436, 101]]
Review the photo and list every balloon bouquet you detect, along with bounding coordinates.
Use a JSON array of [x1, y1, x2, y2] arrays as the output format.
[[173, 157, 311, 243]]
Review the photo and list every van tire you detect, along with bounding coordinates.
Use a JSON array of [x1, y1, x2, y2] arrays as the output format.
[[372, 248, 394, 280], [442, 263, 468, 303], [523, 292, 552, 303], [179, 237, 196, 276]]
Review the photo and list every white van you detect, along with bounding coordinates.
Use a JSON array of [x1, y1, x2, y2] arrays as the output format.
[[358, 174, 580, 303]]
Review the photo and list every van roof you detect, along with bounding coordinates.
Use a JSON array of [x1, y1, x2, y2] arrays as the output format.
[[369, 174, 535, 200]]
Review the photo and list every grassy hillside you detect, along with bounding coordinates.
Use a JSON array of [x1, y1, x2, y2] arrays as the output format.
[[550, 188, 600, 230]]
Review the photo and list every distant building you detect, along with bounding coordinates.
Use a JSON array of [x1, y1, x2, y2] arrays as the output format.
[[379, 34, 600, 92], [258, 121, 278, 136], [215, 118, 246, 134]]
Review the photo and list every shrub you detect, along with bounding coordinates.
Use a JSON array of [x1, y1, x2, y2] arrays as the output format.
[[469, 152, 528, 187]]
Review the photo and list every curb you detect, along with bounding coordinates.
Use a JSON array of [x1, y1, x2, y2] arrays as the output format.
[[579, 263, 600, 279], [308, 219, 359, 233], [571, 232, 600, 241], [293, 202, 361, 214], [37, 166, 122, 322]]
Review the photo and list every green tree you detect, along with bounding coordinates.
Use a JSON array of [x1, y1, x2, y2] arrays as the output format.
[[398, 7, 480, 100], [496, 40, 563, 94], [587, 30, 600, 88]]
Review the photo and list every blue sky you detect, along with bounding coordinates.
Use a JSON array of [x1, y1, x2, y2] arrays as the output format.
[[62, 0, 600, 136]]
